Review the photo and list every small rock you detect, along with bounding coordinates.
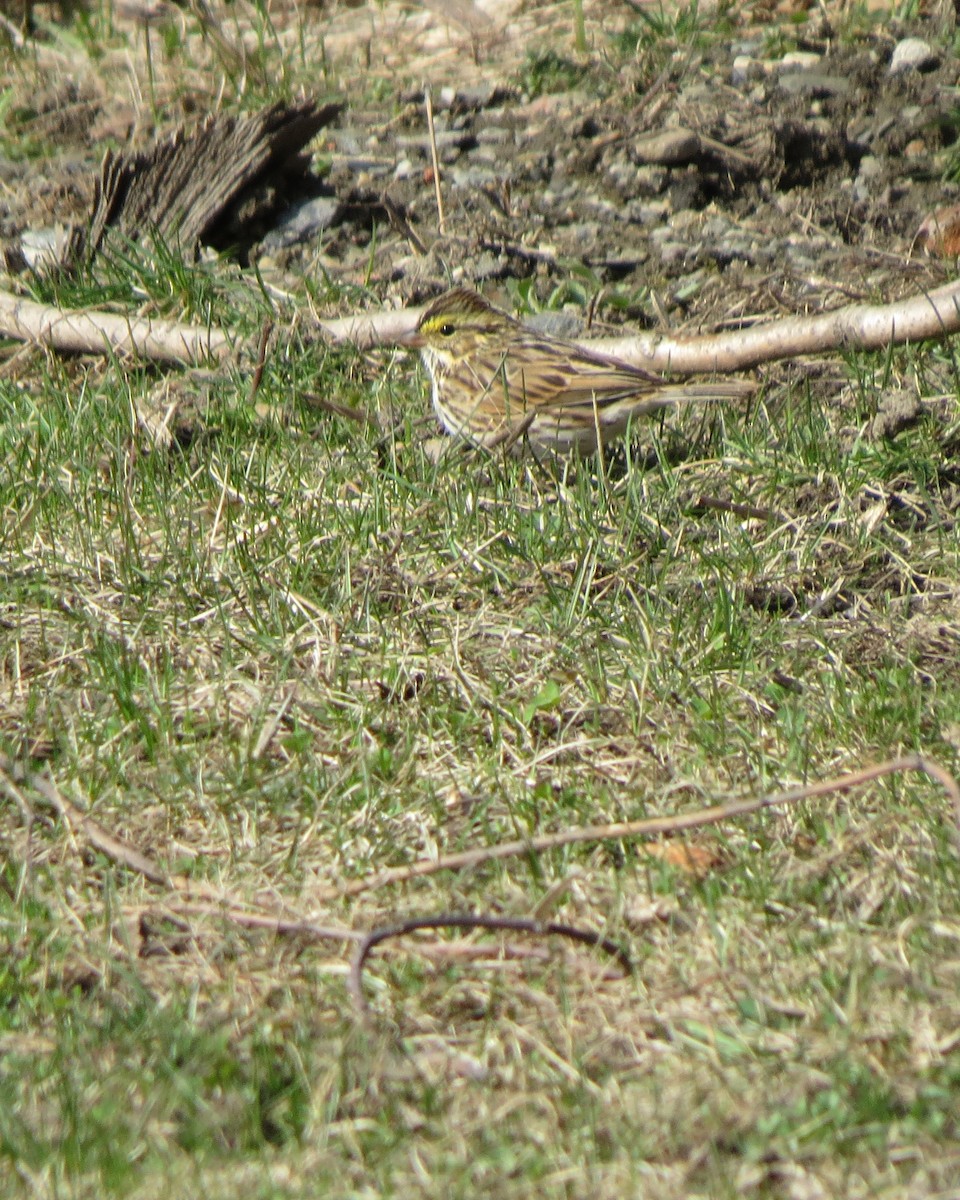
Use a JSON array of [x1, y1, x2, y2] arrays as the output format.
[[853, 154, 883, 202], [633, 128, 701, 166], [731, 54, 760, 84], [730, 39, 763, 58], [657, 241, 687, 266], [606, 157, 639, 190], [475, 126, 512, 146], [526, 310, 583, 339], [870, 391, 923, 439], [260, 196, 340, 250], [623, 198, 670, 225], [777, 72, 850, 97], [449, 165, 498, 188], [449, 84, 514, 112], [568, 221, 600, 247], [778, 51, 821, 71], [702, 216, 732, 239], [889, 37, 937, 74], [20, 225, 72, 271], [473, 251, 505, 281], [634, 165, 668, 194], [395, 131, 470, 152]]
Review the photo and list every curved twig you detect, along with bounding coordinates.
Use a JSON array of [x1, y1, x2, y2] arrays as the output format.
[[348, 913, 632, 1017]]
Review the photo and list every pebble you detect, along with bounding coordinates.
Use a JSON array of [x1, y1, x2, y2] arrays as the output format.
[[634, 165, 668, 194], [633, 128, 701, 166], [852, 154, 883, 203], [731, 55, 761, 84], [395, 131, 471, 151], [20, 225, 71, 270], [621, 199, 668, 225], [526, 310, 583, 339], [777, 72, 850, 97], [702, 215, 732, 239], [778, 51, 822, 71], [889, 37, 937, 74], [260, 196, 340, 250], [449, 165, 498, 188], [606, 159, 640, 191], [657, 241, 688, 266], [569, 220, 602, 245], [475, 126, 513, 146], [472, 145, 507, 167]]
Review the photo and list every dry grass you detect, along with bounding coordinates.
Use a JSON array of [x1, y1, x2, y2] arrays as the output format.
[[3, 2, 960, 1198]]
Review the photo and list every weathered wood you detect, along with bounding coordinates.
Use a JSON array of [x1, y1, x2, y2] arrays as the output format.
[[84, 99, 342, 259]]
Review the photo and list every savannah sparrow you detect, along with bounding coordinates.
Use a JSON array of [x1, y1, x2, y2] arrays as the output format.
[[405, 287, 750, 456]]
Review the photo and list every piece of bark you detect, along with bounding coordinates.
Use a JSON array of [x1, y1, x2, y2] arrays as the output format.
[[83, 98, 342, 261]]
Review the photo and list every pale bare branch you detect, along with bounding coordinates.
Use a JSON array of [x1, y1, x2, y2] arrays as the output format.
[[320, 280, 960, 376], [0, 291, 235, 364]]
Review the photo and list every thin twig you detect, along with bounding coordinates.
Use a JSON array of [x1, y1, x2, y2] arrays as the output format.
[[0, 754, 170, 886], [348, 913, 631, 1016], [301, 392, 378, 427], [425, 86, 446, 236], [333, 755, 960, 899], [246, 318, 272, 404], [485, 410, 536, 453], [7, 753, 957, 987], [692, 494, 784, 522], [0, 754, 356, 942], [169, 900, 361, 945]]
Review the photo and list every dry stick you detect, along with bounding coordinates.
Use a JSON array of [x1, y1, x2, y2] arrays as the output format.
[[301, 391, 379, 427], [319, 279, 960, 375], [0, 290, 235, 365], [348, 914, 632, 1016], [0, 755, 357, 945], [0, 755, 171, 886], [169, 900, 361, 945], [331, 755, 960, 900], [7, 753, 957, 948], [425, 86, 446, 236], [246, 318, 272, 404], [692, 494, 785, 522]]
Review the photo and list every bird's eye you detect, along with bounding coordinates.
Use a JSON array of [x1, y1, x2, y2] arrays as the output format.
[[438, 323, 456, 337]]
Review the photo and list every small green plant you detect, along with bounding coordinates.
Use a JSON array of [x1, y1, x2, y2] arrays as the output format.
[[517, 48, 588, 97], [610, 0, 731, 58]]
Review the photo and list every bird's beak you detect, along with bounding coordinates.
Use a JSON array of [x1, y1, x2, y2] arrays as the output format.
[[398, 327, 425, 349]]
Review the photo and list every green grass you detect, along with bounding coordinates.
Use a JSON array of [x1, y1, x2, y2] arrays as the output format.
[[3, 6, 960, 1199], [2, 246, 959, 1197]]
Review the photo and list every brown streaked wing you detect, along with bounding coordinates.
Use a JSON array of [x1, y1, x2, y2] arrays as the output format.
[[501, 337, 662, 411]]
